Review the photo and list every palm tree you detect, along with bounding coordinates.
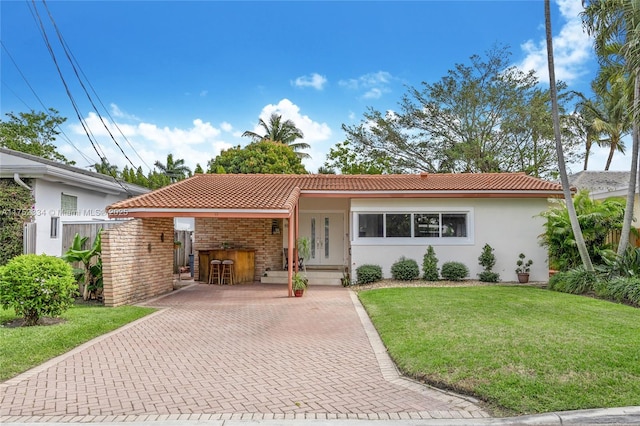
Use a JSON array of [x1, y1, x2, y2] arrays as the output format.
[[154, 153, 191, 183], [582, 0, 640, 255], [92, 159, 119, 177], [575, 73, 632, 170], [545, 0, 594, 272], [242, 113, 310, 159]]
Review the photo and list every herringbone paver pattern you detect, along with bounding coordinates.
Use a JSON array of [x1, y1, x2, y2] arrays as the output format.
[[0, 284, 488, 421]]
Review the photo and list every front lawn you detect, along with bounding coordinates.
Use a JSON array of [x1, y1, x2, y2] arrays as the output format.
[[358, 285, 640, 415], [0, 304, 155, 382]]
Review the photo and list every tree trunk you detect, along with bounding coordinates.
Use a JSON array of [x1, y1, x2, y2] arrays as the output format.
[[617, 70, 640, 256], [545, 0, 594, 272]]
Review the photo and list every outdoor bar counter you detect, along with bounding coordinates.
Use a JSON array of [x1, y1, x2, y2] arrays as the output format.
[[198, 249, 256, 283]]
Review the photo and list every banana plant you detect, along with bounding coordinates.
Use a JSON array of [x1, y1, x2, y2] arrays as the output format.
[[62, 230, 102, 300]]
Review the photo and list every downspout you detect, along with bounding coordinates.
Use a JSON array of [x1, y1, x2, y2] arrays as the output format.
[[13, 173, 32, 191]]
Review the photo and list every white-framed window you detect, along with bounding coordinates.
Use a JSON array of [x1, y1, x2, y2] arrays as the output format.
[[61, 193, 78, 216], [354, 208, 473, 245], [50, 217, 59, 239]]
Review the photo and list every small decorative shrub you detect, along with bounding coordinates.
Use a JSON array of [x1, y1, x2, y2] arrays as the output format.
[[441, 261, 469, 281], [515, 253, 533, 274], [391, 256, 420, 281], [478, 243, 500, 282], [356, 264, 383, 285], [0, 254, 77, 326], [422, 246, 439, 281], [478, 271, 500, 283]]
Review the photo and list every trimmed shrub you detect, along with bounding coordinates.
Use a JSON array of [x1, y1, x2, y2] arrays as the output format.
[[0, 254, 77, 326], [422, 246, 439, 281], [441, 261, 469, 281], [478, 271, 500, 283], [391, 257, 420, 281], [356, 264, 383, 285], [478, 243, 500, 282]]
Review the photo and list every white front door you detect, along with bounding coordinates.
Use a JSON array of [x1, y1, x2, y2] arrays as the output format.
[[299, 212, 344, 266]]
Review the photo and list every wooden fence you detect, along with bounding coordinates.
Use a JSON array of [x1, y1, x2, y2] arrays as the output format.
[[63, 223, 193, 273]]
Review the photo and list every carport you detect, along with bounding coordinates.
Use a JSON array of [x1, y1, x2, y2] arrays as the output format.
[[103, 175, 306, 306]]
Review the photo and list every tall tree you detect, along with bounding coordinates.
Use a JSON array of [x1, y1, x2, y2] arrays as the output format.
[[323, 140, 396, 174], [582, 0, 640, 255], [242, 113, 310, 159], [342, 46, 582, 178], [207, 140, 307, 174], [545, 0, 593, 271], [154, 153, 191, 183], [575, 73, 632, 170], [0, 108, 73, 164]]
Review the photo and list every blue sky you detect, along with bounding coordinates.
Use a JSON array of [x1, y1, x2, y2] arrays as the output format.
[[0, 0, 624, 175]]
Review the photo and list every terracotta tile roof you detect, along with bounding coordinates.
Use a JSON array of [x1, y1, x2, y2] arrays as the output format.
[[108, 172, 564, 215]]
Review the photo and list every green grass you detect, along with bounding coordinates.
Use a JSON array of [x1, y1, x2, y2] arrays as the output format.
[[358, 286, 640, 415], [0, 303, 155, 382]]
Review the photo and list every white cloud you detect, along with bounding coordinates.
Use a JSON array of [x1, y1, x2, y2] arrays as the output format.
[[339, 71, 392, 99], [199, 90, 208, 97], [220, 121, 233, 132], [67, 112, 233, 173], [109, 103, 140, 121], [517, 0, 593, 84], [292, 73, 327, 90]]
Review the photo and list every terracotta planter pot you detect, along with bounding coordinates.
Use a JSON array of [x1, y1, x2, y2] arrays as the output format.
[[294, 289, 304, 297], [517, 273, 530, 284]]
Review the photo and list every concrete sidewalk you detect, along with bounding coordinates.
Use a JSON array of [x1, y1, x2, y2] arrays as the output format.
[[1, 283, 638, 425]]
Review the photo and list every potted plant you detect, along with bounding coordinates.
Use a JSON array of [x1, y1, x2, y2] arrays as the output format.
[[292, 272, 308, 297], [174, 240, 182, 249], [515, 253, 533, 283]]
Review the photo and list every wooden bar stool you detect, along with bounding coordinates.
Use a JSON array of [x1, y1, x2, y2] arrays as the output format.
[[208, 259, 222, 284], [221, 259, 235, 285]]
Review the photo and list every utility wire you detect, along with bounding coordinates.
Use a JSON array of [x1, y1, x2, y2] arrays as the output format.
[[1, 41, 96, 166], [28, 0, 132, 195], [42, 0, 152, 180]]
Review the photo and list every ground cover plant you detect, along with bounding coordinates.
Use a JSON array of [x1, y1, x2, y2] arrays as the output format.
[[358, 285, 640, 415], [0, 304, 155, 381]]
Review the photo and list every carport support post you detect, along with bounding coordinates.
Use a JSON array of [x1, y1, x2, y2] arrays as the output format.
[[287, 211, 294, 297]]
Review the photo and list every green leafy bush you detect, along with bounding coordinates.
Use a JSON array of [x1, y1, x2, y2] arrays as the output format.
[[391, 256, 420, 281], [0, 179, 34, 266], [422, 245, 439, 281], [356, 264, 383, 284], [539, 191, 624, 271], [548, 267, 598, 294], [478, 271, 500, 283], [594, 277, 640, 305], [441, 261, 469, 281], [605, 246, 640, 278], [0, 254, 77, 326], [478, 243, 500, 282]]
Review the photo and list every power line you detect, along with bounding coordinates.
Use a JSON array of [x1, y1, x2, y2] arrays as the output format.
[[1, 41, 97, 166], [41, 0, 152, 177], [27, 0, 132, 195]]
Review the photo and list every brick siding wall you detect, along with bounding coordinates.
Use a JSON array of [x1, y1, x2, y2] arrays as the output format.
[[194, 217, 283, 281], [102, 218, 174, 307]]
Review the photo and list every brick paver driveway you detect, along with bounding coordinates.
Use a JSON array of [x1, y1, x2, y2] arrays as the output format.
[[1, 283, 488, 422]]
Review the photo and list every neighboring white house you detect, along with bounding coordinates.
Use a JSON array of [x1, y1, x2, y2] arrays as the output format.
[[569, 171, 639, 227], [0, 147, 149, 256]]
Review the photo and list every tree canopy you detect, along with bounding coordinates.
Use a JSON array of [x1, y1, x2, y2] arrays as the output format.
[[0, 109, 73, 164], [207, 140, 307, 174], [340, 46, 582, 179]]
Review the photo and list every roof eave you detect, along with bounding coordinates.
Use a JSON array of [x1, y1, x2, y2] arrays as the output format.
[[108, 208, 293, 219]]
